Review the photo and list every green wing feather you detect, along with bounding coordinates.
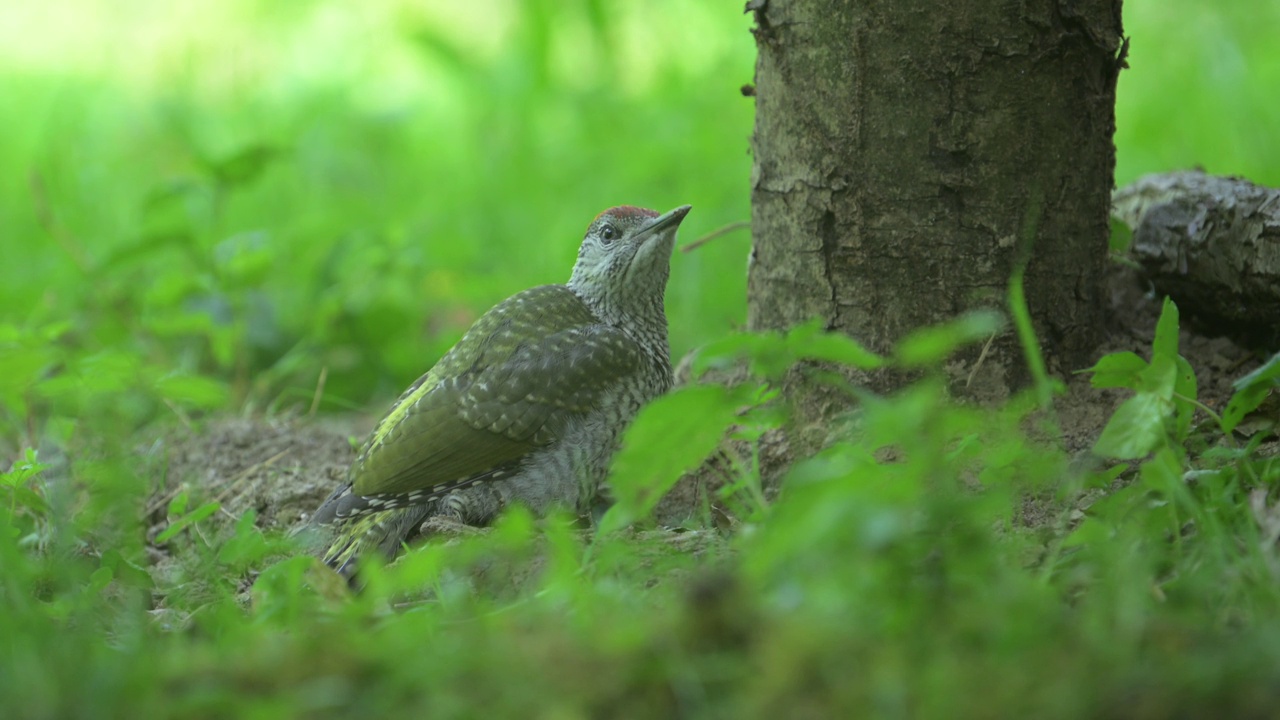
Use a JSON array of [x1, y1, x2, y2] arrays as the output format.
[[347, 284, 643, 498]]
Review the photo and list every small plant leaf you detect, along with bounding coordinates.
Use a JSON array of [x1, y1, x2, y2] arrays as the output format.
[[1137, 354, 1177, 399], [1093, 392, 1172, 459], [1152, 297, 1180, 364], [156, 501, 220, 544], [1082, 351, 1148, 390], [1173, 355, 1198, 441], [1109, 217, 1134, 254], [1222, 353, 1280, 433]]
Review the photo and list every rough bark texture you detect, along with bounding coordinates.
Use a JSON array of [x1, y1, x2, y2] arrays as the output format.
[[747, 0, 1125, 402], [1112, 170, 1280, 350]]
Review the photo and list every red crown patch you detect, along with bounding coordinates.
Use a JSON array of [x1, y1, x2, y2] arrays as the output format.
[[594, 205, 659, 223]]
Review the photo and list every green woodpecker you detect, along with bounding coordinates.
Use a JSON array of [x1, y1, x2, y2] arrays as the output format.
[[308, 204, 692, 576]]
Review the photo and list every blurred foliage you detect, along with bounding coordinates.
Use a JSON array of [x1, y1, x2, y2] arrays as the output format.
[[1, 0, 755, 438], [2, 0, 1280, 717], [1117, 1, 1280, 187]]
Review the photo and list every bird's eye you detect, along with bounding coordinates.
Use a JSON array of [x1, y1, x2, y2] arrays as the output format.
[[600, 224, 617, 244]]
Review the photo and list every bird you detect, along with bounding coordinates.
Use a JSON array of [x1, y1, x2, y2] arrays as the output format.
[[307, 204, 692, 578]]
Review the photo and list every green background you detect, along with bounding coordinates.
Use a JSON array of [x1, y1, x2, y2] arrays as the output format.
[[2, 0, 1274, 432]]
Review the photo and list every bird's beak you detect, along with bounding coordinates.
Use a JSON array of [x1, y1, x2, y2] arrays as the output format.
[[639, 205, 692, 240], [625, 205, 691, 281]]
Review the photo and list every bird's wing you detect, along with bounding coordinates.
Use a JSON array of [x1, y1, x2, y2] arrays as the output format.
[[347, 285, 645, 498]]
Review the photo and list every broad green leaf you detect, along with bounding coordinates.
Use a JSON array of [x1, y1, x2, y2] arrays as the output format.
[[690, 332, 782, 377], [1093, 392, 1172, 459], [786, 323, 884, 369], [1137, 354, 1177, 399], [1081, 351, 1148, 389], [601, 385, 740, 533], [690, 321, 883, 379], [894, 310, 1004, 367]]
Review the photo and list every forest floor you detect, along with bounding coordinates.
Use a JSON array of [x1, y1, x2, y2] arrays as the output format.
[[146, 264, 1271, 564], [106, 265, 1280, 717]]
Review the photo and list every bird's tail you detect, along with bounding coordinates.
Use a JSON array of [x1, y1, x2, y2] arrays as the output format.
[[313, 505, 433, 580]]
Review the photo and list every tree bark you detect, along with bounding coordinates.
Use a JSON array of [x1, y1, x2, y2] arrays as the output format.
[[747, 0, 1125, 400]]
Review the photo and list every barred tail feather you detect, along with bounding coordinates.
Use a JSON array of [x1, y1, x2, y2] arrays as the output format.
[[323, 505, 434, 579], [307, 465, 518, 580]]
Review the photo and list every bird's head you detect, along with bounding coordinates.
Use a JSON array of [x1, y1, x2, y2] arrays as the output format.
[[567, 204, 691, 319]]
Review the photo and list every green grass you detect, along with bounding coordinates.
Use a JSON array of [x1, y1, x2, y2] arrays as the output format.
[[2, 1, 1280, 717]]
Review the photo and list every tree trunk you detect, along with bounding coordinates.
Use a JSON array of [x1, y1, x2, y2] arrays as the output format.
[[747, 0, 1125, 400]]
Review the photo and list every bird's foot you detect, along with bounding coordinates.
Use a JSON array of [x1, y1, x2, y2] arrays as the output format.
[[418, 514, 489, 538]]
